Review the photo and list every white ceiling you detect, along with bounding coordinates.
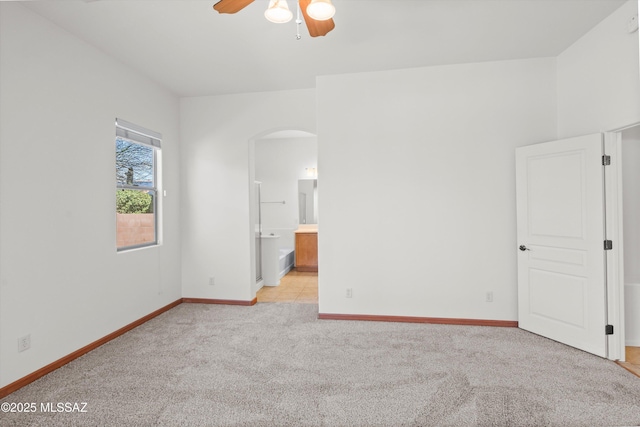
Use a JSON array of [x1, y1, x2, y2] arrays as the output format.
[[23, 0, 627, 97]]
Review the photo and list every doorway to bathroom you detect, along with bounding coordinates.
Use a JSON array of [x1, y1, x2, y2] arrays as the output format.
[[250, 129, 319, 304]]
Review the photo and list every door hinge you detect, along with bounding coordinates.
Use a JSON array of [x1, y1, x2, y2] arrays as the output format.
[[604, 240, 613, 250], [602, 155, 611, 166], [605, 324, 614, 335]]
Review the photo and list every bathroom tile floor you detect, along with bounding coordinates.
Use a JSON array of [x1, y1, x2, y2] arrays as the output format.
[[256, 269, 318, 304]]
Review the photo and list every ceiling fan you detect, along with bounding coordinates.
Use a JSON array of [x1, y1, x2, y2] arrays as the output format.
[[213, 0, 336, 38]]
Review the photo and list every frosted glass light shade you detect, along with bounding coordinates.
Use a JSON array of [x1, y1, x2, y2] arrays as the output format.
[[306, 0, 335, 21], [265, 0, 293, 23]]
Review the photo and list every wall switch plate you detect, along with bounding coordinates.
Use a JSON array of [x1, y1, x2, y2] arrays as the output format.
[[18, 334, 31, 352]]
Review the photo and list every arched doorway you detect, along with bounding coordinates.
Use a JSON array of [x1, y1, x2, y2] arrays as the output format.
[[248, 128, 318, 305]]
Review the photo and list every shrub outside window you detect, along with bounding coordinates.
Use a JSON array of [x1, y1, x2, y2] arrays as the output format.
[[115, 119, 161, 251]]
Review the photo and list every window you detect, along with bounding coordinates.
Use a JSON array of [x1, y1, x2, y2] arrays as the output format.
[[115, 118, 161, 251]]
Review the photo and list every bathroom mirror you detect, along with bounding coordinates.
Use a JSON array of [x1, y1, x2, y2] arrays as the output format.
[[298, 179, 318, 224]]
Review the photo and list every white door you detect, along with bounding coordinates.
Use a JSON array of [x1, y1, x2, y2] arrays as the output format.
[[516, 133, 608, 358]]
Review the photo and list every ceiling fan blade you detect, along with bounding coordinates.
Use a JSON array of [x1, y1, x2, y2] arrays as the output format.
[[299, 0, 335, 37], [213, 0, 255, 14]]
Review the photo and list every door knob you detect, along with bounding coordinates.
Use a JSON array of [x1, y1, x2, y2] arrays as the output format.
[[519, 245, 530, 251]]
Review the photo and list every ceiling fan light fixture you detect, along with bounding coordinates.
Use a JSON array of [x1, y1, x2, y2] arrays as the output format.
[[306, 0, 335, 21], [265, 0, 293, 23]]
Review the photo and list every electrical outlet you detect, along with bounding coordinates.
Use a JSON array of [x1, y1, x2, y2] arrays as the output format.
[[18, 334, 31, 352], [209, 277, 215, 286], [346, 288, 353, 298], [486, 291, 494, 303]]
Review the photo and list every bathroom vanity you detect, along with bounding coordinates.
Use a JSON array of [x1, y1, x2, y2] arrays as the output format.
[[295, 227, 318, 272]]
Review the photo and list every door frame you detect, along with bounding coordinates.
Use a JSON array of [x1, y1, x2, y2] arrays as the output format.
[[604, 131, 625, 361]]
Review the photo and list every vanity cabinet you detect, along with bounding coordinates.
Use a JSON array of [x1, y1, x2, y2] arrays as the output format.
[[295, 231, 318, 272]]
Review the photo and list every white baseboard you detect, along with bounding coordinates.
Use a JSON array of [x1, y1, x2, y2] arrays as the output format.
[[279, 265, 293, 279]]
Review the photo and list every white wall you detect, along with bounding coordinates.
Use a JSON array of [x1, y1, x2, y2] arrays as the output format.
[[556, 0, 640, 345], [0, 4, 182, 388], [316, 58, 557, 320], [622, 126, 640, 346], [255, 136, 318, 250], [557, 0, 640, 137], [180, 90, 315, 301]]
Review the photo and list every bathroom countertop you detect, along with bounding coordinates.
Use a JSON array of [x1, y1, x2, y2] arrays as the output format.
[[295, 226, 318, 234]]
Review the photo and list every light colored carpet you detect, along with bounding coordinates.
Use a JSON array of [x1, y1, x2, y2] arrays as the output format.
[[2, 302, 640, 426]]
